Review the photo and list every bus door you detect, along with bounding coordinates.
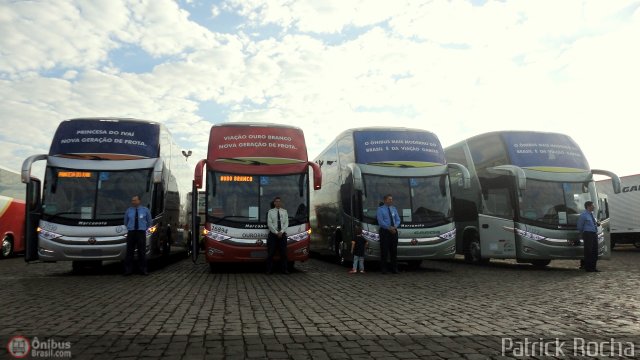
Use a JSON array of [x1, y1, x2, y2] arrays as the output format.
[[478, 178, 517, 258], [24, 178, 41, 262]]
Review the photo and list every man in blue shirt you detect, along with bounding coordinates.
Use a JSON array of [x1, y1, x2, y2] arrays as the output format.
[[123, 195, 153, 275], [576, 201, 600, 272], [376, 194, 401, 274]]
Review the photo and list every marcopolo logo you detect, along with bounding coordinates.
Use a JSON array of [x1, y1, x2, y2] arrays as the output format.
[[7, 336, 72, 359]]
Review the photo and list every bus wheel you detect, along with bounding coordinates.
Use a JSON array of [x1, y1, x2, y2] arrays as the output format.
[[406, 260, 422, 270], [186, 234, 193, 258], [287, 261, 295, 272], [337, 240, 346, 265], [465, 236, 487, 265], [530, 260, 551, 268], [1, 236, 13, 258], [209, 262, 216, 273]]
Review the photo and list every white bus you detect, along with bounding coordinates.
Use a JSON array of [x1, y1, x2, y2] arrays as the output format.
[[445, 130, 621, 267], [596, 174, 640, 249], [22, 118, 190, 271], [310, 127, 469, 269]]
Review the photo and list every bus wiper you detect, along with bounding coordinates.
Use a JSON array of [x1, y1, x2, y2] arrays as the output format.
[[45, 211, 81, 219], [212, 215, 254, 222], [65, 154, 107, 160], [371, 162, 414, 168]]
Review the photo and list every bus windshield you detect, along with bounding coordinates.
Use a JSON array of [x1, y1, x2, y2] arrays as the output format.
[[42, 168, 152, 220], [207, 172, 309, 226], [519, 180, 594, 227], [362, 174, 452, 226]]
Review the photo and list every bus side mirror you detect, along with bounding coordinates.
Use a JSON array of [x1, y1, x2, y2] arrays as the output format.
[[153, 158, 164, 184], [194, 159, 207, 189], [447, 163, 470, 189], [27, 178, 42, 212], [592, 169, 621, 194], [309, 161, 322, 190]]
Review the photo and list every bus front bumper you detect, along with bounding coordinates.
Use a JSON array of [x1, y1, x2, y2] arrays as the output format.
[[364, 237, 456, 260], [205, 238, 310, 263], [37, 236, 130, 261], [516, 237, 608, 260]]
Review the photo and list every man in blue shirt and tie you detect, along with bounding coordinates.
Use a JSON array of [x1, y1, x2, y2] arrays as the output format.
[[377, 194, 401, 274], [576, 201, 600, 272], [123, 195, 153, 275]]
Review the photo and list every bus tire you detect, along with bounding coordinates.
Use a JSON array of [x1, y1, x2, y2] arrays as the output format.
[[530, 259, 551, 268], [406, 260, 422, 270], [287, 261, 295, 272], [209, 262, 217, 273], [465, 235, 488, 265], [162, 229, 172, 259], [1, 235, 13, 258], [186, 233, 193, 258], [334, 234, 344, 265], [338, 240, 347, 265]]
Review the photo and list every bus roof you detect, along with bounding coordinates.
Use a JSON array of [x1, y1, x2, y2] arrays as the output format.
[[448, 130, 589, 172], [316, 127, 446, 167], [49, 118, 162, 159], [206, 122, 309, 175], [333, 126, 438, 137]]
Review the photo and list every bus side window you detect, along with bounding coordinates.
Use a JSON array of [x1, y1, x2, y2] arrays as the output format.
[[153, 183, 164, 217], [485, 188, 513, 219]]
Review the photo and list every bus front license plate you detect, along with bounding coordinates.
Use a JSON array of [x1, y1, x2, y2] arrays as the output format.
[[250, 251, 267, 258], [81, 249, 103, 257]]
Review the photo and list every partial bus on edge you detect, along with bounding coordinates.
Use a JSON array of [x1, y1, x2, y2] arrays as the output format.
[[445, 130, 621, 267], [191, 123, 322, 272], [21, 118, 190, 270], [0, 166, 26, 258], [310, 127, 470, 269], [596, 174, 640, 249]]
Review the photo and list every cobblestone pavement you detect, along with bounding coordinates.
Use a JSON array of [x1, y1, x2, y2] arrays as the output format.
[[1, 247, 639, 359]]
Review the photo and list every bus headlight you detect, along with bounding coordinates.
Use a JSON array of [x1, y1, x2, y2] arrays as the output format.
[[288, 230, 311, 242], [515, 228, 546, 241], [38, 227, 62, 240], [146, 225, 158, 237], [438, 229, 456, 241], [361, 229, 380, 242], [204, 229, 231, 241]]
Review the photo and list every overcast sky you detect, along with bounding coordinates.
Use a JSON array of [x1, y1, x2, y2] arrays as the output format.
[[1, 0, 639, 179]]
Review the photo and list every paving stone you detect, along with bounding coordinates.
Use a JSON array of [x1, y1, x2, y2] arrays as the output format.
[[0, 251, 639, 359]]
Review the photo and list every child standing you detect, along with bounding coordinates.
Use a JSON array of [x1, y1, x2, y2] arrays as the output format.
[[349, 226, 368, 274]]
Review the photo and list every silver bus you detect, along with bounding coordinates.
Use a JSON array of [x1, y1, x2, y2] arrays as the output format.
[[310, 127, 469, 269], [445, 130, 621, 267], [21, 118, 190, 270]]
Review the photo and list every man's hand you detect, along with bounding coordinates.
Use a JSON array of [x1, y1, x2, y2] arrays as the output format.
[[277, 232, 283, 238]]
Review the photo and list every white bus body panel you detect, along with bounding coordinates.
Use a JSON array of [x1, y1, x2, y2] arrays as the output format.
[[597, 175, 640, 235]]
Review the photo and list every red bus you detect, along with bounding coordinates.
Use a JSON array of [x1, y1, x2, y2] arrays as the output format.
[[191, 123, 321, 272], [0, 166, 25, 258]]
